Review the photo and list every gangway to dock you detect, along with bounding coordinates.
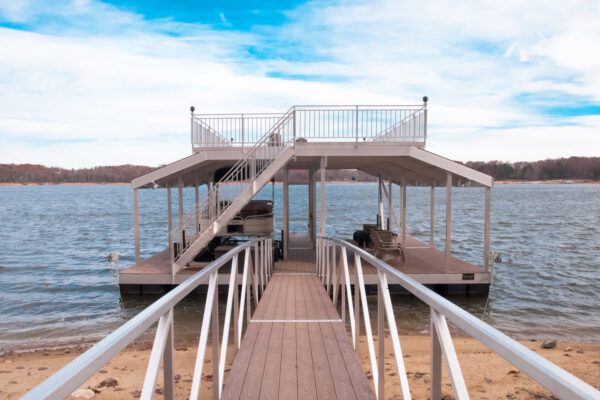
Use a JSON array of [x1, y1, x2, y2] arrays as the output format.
[[24, 237, 600, 400]]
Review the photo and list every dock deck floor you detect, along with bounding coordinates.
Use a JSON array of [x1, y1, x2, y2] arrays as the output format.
[[119, 235, 490, 287], [221, 273, 375, 399]]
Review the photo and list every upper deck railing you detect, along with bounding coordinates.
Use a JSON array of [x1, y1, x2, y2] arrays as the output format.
[[191, 103, 427, 151]]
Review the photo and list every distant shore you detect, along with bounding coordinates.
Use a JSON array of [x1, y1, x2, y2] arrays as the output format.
[[0, 182, 130, 186], [1, 180, 600, 186], [2, 335, 598, 399]]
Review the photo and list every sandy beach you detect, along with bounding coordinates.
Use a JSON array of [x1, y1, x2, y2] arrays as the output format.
[[2, 335, 598, 399]]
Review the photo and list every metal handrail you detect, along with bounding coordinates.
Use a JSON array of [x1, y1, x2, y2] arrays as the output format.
[[173, 109, 295, 265], [316, 236, 600, 400], [24, 237, 274, 400], [191, 104, 428, 149]]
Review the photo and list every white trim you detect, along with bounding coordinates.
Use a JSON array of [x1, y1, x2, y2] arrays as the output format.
[[250, 319, 342, 323]]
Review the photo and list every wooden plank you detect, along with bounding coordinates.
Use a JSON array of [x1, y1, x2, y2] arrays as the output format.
[[222, 275, 283, 400], [306, 277, 358, 400], [295, 276, 317, 399], [279, 274, 298, 400], [220, 323, 261, 399], [259, 275, 288, 399], [301, 276, 337, 399], [309, 276, 376, 399]]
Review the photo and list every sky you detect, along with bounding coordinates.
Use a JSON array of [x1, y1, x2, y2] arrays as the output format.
[[1, 0, 599, 168]]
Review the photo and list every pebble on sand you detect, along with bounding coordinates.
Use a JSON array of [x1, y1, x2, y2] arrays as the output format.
[[541, 339, 557, 349]]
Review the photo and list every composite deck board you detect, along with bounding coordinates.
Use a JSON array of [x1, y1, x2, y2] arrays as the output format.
[[119, 236, 487, 286], [221, 274, 375, 400]]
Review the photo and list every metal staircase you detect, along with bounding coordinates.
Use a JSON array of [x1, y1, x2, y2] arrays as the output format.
[[172, 109, 296, 270]]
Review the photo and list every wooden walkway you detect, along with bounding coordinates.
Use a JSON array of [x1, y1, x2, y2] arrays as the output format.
[[221, 274, 375, 400]]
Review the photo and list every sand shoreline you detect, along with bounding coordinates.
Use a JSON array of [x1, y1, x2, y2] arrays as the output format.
[[2, 335, 598, 399]]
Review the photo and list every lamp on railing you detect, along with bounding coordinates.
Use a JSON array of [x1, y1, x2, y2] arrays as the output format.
[[423, 96, 428, 104]]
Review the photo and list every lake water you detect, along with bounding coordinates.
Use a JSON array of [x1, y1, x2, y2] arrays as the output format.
[[0, 183, 599, 351]]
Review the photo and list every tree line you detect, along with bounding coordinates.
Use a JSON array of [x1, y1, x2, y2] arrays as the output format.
[[1, 157, 599, 184], [0, 164, 156, 184], [463, 157, 600, 181]]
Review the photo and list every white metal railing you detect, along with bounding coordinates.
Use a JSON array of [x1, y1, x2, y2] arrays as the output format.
[[173, 109, 295, 265], [191, 113, 285, 149], [316, 236, 600, 400], [24, 237, 274, 400], [191, 104, 427, 149]]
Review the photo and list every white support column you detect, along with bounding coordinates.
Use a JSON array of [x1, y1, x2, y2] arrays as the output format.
[[320, 156, 327, 236], [402, 175, 407, 248], [430, 183, 435, 247], [194, 178, 199, 235], [308, 167, 315, 243], [178, 176, 184, 249], [311, 168, 317, 244], [377, 176, 384, 229], [283, 167, 289, 259], [167, 185, 173, 260], [387, 179, 392, 231], [445, 172, 452, 270], [134, 188, 140, 264], [484, 186, 491, 272], [430, 310, 442, 399]]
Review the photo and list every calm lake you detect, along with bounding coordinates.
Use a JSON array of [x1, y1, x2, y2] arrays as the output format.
[[0, 183, 599, 351]]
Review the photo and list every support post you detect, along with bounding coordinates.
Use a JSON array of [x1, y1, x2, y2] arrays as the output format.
[[445, 172, 452, 270], [134, 188, 140, 264], [430, 309, 442, 400], [308, 167, 315, 243], [178, 176, 184, 250], [211, 279, 220, 400], [311, 168, 317, 245], [484, 186, 491, 272], [377, 176, 384, 229], [430, 183, 435, 246], [401, 175, 407, 248], [283, 167, 289, 259], [377, 279, 385, 398], [387, 179, 392, 231], [163, 312, 175, 400], [194, 179, 199, 235], [320, 156, 327, 236], [167, 186, 173, 262]]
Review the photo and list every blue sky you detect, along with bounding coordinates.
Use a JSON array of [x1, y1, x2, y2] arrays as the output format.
[[1, 0, 599, 167]]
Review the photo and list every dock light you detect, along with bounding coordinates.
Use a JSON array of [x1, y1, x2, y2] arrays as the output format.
[[423, 96, 428, 103], [190, 106, 195, 113]]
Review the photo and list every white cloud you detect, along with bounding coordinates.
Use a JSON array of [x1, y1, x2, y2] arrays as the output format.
[[0, 0, 599, 168]]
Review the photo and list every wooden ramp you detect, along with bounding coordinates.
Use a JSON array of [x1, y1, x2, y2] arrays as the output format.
[[221, 274, 375, 400]]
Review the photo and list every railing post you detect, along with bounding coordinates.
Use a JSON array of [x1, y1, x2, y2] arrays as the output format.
[[326, 241, 331, 294], [332, 243, 338, 305], [211, 273, 220, 400], [430, 309, 442, 400], [164, 311, 175, 400], [355, 105, 359, 146], [353, 253, 360, 352], [241, 114, 244, 150], [378, 279, 385, 399], [233, 253, 239, 354]]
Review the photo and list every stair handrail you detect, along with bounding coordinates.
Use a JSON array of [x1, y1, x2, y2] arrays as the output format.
[[173, 108, 295, 263]]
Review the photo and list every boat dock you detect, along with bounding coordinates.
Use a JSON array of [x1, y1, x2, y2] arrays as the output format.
[[119, 102, 494, 293]]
